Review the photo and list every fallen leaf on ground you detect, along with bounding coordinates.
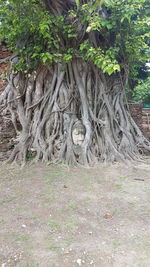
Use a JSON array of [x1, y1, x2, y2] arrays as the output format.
[[104, 213, 113, 219]]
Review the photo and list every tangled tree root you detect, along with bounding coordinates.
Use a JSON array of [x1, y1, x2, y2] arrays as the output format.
[[0, 60, 150, 165]]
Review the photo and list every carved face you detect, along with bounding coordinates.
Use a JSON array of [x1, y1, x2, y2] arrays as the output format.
[[72, 121, 85, 146]]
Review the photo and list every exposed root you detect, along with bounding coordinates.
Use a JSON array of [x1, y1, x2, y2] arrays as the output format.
[[0, 60, 150, 165]]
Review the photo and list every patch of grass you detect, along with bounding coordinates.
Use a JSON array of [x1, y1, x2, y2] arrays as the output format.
[[27, 154, 36, 161], [96, 178, 104, 184], [53, 160, 66, 165], [44, 194, 55, 202], [48, 245, 61, 251], [11, 233, 30, 242], [112, 240, 121, 249], [105, 203, 112, 208], [83, 179, 94, 191], [120, 175, 130, 180], [44, 166, 66, 176], [65, 219, 77, 232], [69, 203, 78, 210], [31, 215, 37, 220], [115, 184, 122, 190], [47, 219, 61, 231], [128, 201, 137, 207], [45, 177, 55, 184], [65, 233, 76, 246], [105, 204, 121, 214], [111, 207, 120, 214], [0, 197, 17, 204], [0, 218, 5, 225], [18, 234, 30, 241], [44, 187, 56, 202], [83, 196, 92, 201], [44, 167, 70, 184], [15, 206, 25, 212], [5, 232, 30, 244]]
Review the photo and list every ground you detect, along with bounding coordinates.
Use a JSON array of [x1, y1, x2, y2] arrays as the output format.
[[0, 160, 150, 267]]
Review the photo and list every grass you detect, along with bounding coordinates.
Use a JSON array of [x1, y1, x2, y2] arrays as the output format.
[[65, 218, 77, 232], [0, 197, 17, 204], [18, 234, 30, 241], [44, 166, 67, 177], [48, 245, 61, 252], [128, 201, 137, 207], [69, 203, 78, 210], [27, 154, 36, 161], [10, 233, 30, 242], [43, 166, 71, 184], [83, 179, 94, 191], [47, 219, 61, 231], [0, 218, 5, 225], [15, 206, 25, 212], [45, 177, 55, 184], [120, 175, 131, 180], [44, 186, 56, 202], [112, 240, 121, 249], [115, 183, 122, 190], [31, 215, 38, 220], [83, 196, 92, 201]]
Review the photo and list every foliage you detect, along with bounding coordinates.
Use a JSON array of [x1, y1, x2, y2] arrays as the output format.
[[0, 0, 149, 75], [0, 0, 66, 71], [133, 76, 150, 103], [80, 41, 120, 75]]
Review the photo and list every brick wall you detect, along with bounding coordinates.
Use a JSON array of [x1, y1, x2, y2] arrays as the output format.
[[142, 108, 150, 139], [0, 45, 15, 161], [129, 103, 150, 140], [129, 103, 143, 129], [0, 44, 11, 92]]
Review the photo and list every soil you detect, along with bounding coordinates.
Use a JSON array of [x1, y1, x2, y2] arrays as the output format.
[[0, 161, 150, 267]]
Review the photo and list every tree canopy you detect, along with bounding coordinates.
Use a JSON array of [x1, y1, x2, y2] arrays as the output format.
[[0, 0, 149, 75]]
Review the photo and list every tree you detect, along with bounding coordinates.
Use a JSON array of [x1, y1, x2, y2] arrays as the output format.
[[133, 76, 150, 104], [0, 0, 150, 165]]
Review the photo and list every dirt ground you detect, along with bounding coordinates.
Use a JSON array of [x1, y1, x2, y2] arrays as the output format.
[[0, 160, 150, 267]]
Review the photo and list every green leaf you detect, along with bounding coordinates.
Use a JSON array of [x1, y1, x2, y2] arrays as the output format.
[[63, 54, 73, 62], [113, 64, 121, 72], [75, 0, 80, 9]]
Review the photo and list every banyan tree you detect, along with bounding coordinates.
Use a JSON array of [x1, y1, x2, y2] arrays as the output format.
[[0, 0, 150, 164]]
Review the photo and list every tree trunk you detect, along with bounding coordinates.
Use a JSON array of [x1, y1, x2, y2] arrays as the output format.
[[0, 60, 150, 165]]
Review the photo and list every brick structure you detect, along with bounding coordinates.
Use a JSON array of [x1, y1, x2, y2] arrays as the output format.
[[129, 103, 150, 140], [129, 103, 143, 129], [142, 108, 150, 139], [0, 45, 15, 160], [0, 44, 11, 92]]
